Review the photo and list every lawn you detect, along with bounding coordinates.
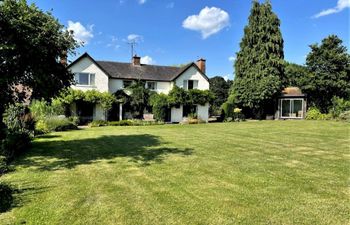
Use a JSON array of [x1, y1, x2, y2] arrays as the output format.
[[0, 121, 349, 225]]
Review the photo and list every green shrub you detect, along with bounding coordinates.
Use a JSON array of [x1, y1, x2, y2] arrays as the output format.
[[3, 104, 35, 135], [306, 107, 332, 120], [1, 132, 31, 161], [35, 117, 77, 133], [330, 97, 350, 118], [89, 120, 108, 127], [0, 182, 14, 213], [0, 156, 8, 175], [338, 111, 350, 122], [150, 93, 169, 121], [117, 120, 133, 126], [29, 99, 64, 120], [68, 116, 80, 126]]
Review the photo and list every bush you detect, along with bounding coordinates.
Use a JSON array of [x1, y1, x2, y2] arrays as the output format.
[[306, 107, 332, 120], [1, 132, 31, 161], [3, 104, 35, 135], [330, 97, 350, 118], [339, 111, 350, 122], [68, 116, 80, 126], [89, 120, 108, 127], [150, 93, 169, 121], [0, 156, 8, 176], [29, 99, 64, 120], [35, 116, 77, 133], [109, 120, 133, 126], [0, 182, 14, 213]]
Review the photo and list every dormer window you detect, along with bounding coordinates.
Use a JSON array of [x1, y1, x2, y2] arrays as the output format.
[[75, 73, 95, 86]]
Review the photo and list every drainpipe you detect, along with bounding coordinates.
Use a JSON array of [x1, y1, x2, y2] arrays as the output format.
[[119, 104, 123, 121]]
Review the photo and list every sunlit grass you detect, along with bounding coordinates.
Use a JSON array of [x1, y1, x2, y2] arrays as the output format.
[[0, 121, 349, 224]]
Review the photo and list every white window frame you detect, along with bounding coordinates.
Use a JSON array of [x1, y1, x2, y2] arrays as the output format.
[[75, 73, 95, 86], [146, 81, 157, 90], [184, 80, 199, 90], [280, 98, 304, 119]]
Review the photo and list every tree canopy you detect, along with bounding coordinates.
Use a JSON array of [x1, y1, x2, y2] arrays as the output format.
[[0, 0, 78, 119], [305, 35, 350, 112], [230, 0, 284, 118], [209, 76, 232, 115]]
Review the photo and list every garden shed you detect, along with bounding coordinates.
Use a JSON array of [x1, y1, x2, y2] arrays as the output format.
[[275, 87, 307, 119]]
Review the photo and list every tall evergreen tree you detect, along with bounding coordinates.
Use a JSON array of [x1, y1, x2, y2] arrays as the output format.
[[231, 0, 284, 118]]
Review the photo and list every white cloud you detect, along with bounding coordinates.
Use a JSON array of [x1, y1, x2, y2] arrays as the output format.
[[141, 56, 155, 64], [67, 21, 94, 44], [182, 7, 230, 39], [313, 0, 350, 18], [139, 0, 146, 5], [221, 74, 231, 81], [228, 56, 236, 62], [127, 34, 143, 43], [166, 2, 175, 9]]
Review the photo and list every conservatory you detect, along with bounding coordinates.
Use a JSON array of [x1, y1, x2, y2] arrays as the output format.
[[275, 87, 307, 119]]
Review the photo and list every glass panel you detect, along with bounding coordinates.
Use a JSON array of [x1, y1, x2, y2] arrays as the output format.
[[90, 74, 95, 86], [147, 82, 156, 90], [123, 80, 132, 88], [281, 100, 291, 117], [188, 80, 194, 90], [78, 73, 89, 85], [292, 100, 303, 118]]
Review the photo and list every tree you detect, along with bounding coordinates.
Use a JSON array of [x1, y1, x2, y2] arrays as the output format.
[[230, 0, 284, 118], [305, 35, 350, 112], [126, 80, 152, 118], [209, 76, 232, 115], [0, 0, 78, 122], [284, 62, 312, 89]]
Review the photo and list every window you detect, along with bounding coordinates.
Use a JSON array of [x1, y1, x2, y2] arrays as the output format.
[[281, 99, 303, 118], [75, 73, 95, 86], [146, 81, 157, 90], [183, 80, 198, 90], [123, 80, 133, 88]]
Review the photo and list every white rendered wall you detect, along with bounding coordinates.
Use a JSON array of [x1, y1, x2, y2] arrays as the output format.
[[197, 103, 209, 122], [174, 66, 209, 90], [69, 57, 109, 92], [171, 106, 183, 123], [109, 79, 124, 93]]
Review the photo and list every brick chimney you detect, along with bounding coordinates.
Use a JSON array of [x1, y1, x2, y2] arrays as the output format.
[[60, 50, 67, 66], [196, 58, 206, 74], [132, 55, 141, 66]]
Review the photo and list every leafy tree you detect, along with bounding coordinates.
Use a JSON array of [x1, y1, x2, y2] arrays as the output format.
[[284, 62, 311, 88], [231, 0, 284, 118], [150, 93, 169, 121], [209, 76, 232, 115], [305, 35, 350, 112], [0, 0, 77, 123], [126, 80, 152, 118]]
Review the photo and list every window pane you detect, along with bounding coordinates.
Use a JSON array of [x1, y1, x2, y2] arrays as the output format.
[[90, 74, 95, 86], [292, 100, 303, 118], [281, 100, 290, 117], [188, 80, 194, 90], [147, 82, 156, 90], [74, 74, 79, 84], [123, 80, 132, 88], [79, 73, 89, 85]]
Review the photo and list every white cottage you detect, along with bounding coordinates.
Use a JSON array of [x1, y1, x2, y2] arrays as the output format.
[[67, 53, 210, 123]]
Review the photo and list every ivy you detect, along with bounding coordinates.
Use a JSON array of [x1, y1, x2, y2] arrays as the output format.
[[55, 89, 116, 111]]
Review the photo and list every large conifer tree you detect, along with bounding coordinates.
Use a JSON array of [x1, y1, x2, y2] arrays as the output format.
[[231, 0, 284, 118]]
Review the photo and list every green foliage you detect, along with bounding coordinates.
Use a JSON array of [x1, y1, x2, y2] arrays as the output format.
[[284, 62, 312, 88], [188, 89, 214, 106], [232, 0, 284, 118], [0, 182, 14, 213], [329, 97, 350, 118], [29, 99, 64, 120], [168, 86, 188, 108], [0, 156, 8, 175], [35, 117, 78, 133], [209, 76, 232, 115], [1, 132, 32, 161], [109, 120, 134, 126], [0, 0, 78, 123], [305, 108, 331, 120], [3, 104, 35, 135], [150, 93, 169, 121], [338, 111, 350, 122], [305, 35, 350, 112], [125, 80, 152, 118], [88, 120, 109, 128], [56, 89, 116, 112]]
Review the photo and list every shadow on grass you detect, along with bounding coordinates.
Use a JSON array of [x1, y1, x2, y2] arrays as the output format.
[[18, 134, 193, 170]]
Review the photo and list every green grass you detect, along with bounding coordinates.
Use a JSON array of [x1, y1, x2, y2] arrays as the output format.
[[0, 121, 349, 225]]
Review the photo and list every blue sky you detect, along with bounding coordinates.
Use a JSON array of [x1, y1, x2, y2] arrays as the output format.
[[29, 0, 349, 80]]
